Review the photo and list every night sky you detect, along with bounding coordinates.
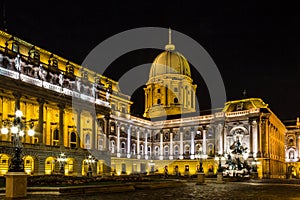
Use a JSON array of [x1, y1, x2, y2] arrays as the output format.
[[1, 1, 300, 121]]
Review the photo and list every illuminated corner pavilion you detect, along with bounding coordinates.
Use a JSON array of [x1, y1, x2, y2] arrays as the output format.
[[0, 29, 298, 179]]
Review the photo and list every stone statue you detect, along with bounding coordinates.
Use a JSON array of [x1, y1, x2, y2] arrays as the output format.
[[38, 64, 47, 81], [106, 90, 111, 101], [14, 54, 22, 72], [58, 72, 64, 86], [76, 78, 81, 92]]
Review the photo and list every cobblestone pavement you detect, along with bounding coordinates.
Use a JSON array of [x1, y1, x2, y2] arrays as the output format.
[[3, 182, 300, 200]]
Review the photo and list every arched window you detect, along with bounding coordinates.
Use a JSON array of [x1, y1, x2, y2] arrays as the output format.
[[132, 144, 136, 155], [70, 132, 77, 148], [164, 146, 169, 157], [174, 146, 179, 156], [140, 145, 144, 155], [148, 146, 151, 155], [121, 142, 126, 154], [85, 134, 91, 149], [174, 98, 178, 104], [110, 140, 115, 153], [155, 146, 159, 156], [157, 99, 161, 104]]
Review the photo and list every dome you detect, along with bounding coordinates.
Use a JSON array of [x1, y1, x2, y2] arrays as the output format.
[[149, 50, 191, 80]]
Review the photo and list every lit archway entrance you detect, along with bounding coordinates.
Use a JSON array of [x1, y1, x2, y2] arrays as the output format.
[[23, 156, 34, 175], [45, 157, 56, 175], [0, 154, 10, 175], [65, 158, 74, 176]]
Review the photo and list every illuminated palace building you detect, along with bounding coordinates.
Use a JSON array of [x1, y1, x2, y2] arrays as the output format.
[[0, 29, 298, 179]]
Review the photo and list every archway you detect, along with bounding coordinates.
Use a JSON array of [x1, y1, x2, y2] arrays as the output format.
[[0, 154, 10, 175], [23, 155, 35, 175], [45, 157, 56, 175], [65, 158, 74, 176], [288, 165, 296, 178]]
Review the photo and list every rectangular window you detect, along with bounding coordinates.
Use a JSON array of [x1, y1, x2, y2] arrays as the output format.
[[12, 43, 19, 53], [157, 89, 160, 93]]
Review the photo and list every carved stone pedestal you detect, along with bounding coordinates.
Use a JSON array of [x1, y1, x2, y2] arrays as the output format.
[[216, 172, 225, 184], [251, 172, 258, 179], [196, 172, 206, 185], [5, 172, 28, 199]]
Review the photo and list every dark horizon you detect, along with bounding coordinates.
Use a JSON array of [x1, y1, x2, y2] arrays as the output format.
[[1, 0, 300, 121]]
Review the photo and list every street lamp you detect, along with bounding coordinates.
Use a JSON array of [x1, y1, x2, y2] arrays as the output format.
[[252, 158, 259, 173], [196, 147, 204, 173], [85, 154, 96, 177], [251, 158, 260, 179], [215, 154, 225, 184], [1, 110, 35, 172], [57, 153, 67, 175], [215, 154, 224, 173], [195, 147, 206, 185]]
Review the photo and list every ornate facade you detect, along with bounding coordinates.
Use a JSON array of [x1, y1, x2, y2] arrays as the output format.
[[0, 29, 296, 178]]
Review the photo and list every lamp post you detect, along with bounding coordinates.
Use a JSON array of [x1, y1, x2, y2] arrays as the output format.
[[57, 152, 67, 175], [197, 148, 204, 173], [85, 154, 96, 177], [196, 147, 205, 185], [215, 154, 225, 184], [251, 158, 259, 179], [1, 110, 35, 172], [1, 110, 35, 198]]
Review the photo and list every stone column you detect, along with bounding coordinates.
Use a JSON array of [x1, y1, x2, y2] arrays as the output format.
[[203, 128, 207, 155], [37, 98, 45, 144], [249, 122, 253, 156], [160, 132, 163, 160], [117, 122, 121, 158], [223, 125, 227, 154], [145, 131, 148, 159], [137, 129, 140, 159], [169, 132, 173, 160], [127, 125, 131, 158], [76, 109, 82, 148], [252, 120, 258, 157], [190, 129, 195, 159], [58, 104, 65, 148], [179, 130, 183, 159], [91, 115, 96, 150], [219, 125, 223, 155], [13, 92, 21, 111]]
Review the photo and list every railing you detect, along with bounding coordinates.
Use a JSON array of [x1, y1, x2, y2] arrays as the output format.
[[225, 108, 260, 117], [0, 52, 110, 108]]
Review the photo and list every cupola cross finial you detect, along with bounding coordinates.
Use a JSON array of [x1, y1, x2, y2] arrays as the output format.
[[169, 27, 172, 45], [165, 27, 175, 51]]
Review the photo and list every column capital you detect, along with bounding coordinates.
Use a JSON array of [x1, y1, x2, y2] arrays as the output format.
[[13, 92, 22, 99], [58, 103, 65, 110], [116, 121, 121, 127], [37, 98, 45, 105], [74, 108, 82, 114], [126, 124, 132, 130]]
